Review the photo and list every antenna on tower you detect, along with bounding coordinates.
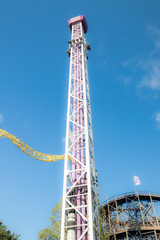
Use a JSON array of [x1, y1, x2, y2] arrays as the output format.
[[61, 16, 100, 240]]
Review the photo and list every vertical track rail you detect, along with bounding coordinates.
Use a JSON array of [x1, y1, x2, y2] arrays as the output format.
[[61, 16, 100, 240]]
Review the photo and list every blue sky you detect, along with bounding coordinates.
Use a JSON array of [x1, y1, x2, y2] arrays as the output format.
[[0, 0, 160, 239]]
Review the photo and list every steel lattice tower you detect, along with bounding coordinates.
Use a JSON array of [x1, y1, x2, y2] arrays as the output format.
[[61, 16, 100, 240]]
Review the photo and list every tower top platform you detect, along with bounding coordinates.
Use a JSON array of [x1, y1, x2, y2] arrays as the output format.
[[68, 15, 88, 34]]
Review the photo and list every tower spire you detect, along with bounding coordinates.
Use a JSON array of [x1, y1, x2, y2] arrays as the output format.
[[61, 16, 100, 240]]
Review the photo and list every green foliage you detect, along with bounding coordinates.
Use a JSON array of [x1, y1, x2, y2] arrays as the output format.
[[0, 221, 20, 240], [99, 206, 109, 240], [38, 199, 109, 240], [38, 199, 62, 240]]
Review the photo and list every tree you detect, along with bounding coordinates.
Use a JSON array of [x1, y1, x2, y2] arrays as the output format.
[[0, 221, 20, 240], [38, 199, 62, 240], [38, 199, 109, 239], [99, 206, 109, 240]]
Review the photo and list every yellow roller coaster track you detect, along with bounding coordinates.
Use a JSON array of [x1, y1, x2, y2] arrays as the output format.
[[0, 129, 66, 162]]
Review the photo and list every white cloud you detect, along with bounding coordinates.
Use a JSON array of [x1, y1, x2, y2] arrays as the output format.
[[156, 112, 160, 122], [155, 112, 160, 130], [122, 76, 132, 85], [96, 41, 106, 56], [102, 58, 108, 67], [147, 25, 160, 52], [119, 76, 132, 85], [95, 42, 108, 69], [0, 113, 4, 123], [137, 25, 160, 91], [122, 60, 132, 67], [121, 25, 160, 92], [138, 60, 160, 90]]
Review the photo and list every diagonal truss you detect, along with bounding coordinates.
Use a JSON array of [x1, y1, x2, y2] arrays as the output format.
[[61, 16, 100, 240], [104, 192, 160, 239]]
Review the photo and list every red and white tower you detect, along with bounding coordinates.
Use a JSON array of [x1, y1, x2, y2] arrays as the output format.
[[61, 16, 100, 240]]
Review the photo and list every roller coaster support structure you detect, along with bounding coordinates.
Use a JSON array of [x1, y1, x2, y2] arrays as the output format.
[[61, 16, 100, 240]]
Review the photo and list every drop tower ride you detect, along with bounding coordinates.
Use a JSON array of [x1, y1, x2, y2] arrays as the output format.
[[61, 16, 100, 240]]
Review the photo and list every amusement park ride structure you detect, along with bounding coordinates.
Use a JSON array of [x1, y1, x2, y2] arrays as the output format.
[[103, 192, 160, 239], [0, 16, 100, 240], [61, 16, 100, 240]]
